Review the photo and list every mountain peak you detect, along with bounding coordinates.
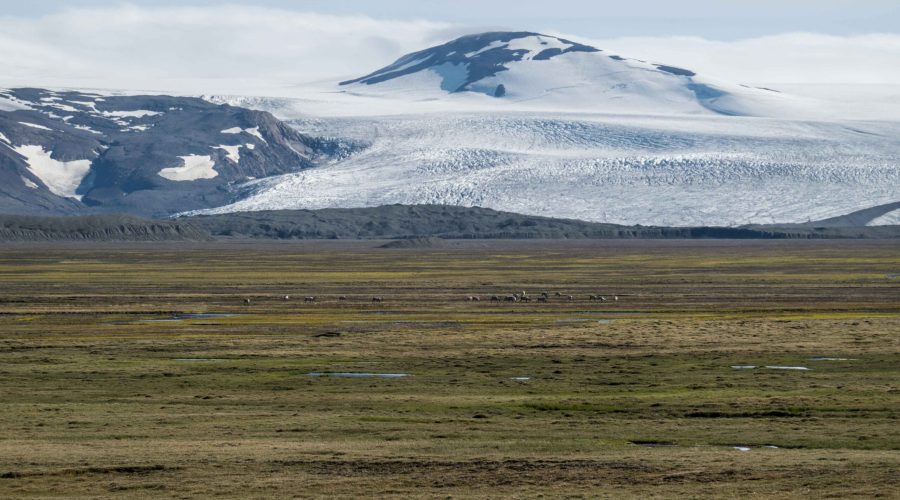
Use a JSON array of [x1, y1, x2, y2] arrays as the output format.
[[340, 31, 600, 92]]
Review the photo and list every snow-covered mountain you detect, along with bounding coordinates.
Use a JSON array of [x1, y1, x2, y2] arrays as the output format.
[[2, 31, 898, 227], [337, 31, 799, 117], [192, 31, 898, 227], [0, 88, 358, 216]]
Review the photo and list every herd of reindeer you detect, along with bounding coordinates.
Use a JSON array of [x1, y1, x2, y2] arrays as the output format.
[[242, 291, 617, 305]]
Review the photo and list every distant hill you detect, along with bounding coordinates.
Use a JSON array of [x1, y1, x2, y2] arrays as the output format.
[[2, 205, 896, 243], [184, 205, 900, 240], [0, 214, 209, 242], [0, 88, 360, 217], [339, 31, 793, 116]]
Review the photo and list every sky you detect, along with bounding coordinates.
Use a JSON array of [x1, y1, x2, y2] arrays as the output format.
[[1, 1, 898, 94]]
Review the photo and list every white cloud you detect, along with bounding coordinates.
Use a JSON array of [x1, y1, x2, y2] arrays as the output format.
[[563, 32, 900, 85], [0, 4, 458, 94], [0, 4, 897, 96]]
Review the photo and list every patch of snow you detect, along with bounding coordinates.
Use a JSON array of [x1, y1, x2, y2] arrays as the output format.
[[0, 132, 9, 144], [867, 209, 900, 226], [158, 154, 217, 181], [12, 145, 91, 200], [213, 144, 242, 163], [18, 122, 52, 131], [127, 124, 151, 132], [46, 102, 80, 113], [734, 446, 752, 452], [466, 35, 573, 60], [0, 93, 33, 111], [764, 366, 810, 371], [507, 35, 573, 60], [102, 109, 161, 118], [221, 126, 267, 143], [70, 100, 98, 112], [384, 55, 434, 75], [21, 176, 38, 189], [73, 124, 102, 135], [465, 40, 506, 58]]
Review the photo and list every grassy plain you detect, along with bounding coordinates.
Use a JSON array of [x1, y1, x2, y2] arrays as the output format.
[[0, 240, 897, 498]]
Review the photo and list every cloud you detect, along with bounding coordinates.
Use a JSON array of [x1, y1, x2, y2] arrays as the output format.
[[0, 4, 458, 93], [563, 32, 900, 85], [0, 4, 898, 96]]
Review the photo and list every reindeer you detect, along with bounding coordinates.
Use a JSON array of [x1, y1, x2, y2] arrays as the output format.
[[540, 292, 549, 299], [504, 295, 519, 302], [566, 295, 574, 302], [243, 298, 251, 305], [520, 296, 532, 302], [283, 295, 291, 301], [467, 296, 480, 302], [537, 296, 548, 303], [555, 292, 564, 297], [338, 295, 347, 301], [372, 297, 383, 303], [304, 296, 316, 303], [490, 295, 501, 302]]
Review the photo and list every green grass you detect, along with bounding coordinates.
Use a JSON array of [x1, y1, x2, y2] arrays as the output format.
[[0, 240, 897, 498]]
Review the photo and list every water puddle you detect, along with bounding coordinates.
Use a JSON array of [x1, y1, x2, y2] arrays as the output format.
[[141, 313, 239, 323], [630, 440, 675, 447], [305, 372, 410, 378], [510, 377, 531, 381], [731, 365, 757, 369], [732, 445, 779, 451]]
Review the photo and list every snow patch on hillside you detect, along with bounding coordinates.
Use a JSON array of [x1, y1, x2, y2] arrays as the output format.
[[158, 155, 218, 181], [213, 144, 244, 163], [221, 126, 266, 143], [13, 145, 91, 200], [18, 122, 53, 131], [101, 110, 161, 118]]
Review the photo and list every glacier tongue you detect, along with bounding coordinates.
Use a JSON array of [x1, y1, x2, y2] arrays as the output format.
[[186, 109, 900, 227]]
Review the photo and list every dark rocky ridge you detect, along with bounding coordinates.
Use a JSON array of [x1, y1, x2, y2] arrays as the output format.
[[0, 214, 209, 242], [184, 205, 899, 240], [2, 205, 896, 243]]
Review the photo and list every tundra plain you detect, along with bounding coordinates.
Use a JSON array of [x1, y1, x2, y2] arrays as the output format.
[[0, 240, 897, 498]]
